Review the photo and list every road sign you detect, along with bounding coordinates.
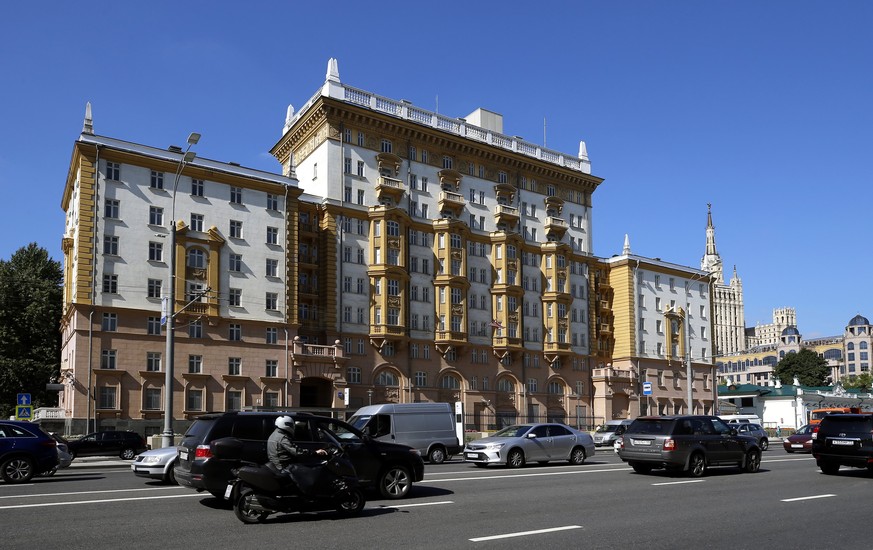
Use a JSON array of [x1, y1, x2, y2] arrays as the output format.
[[642, 382, 653, 396], [17, 393, 31, 405], [16, 405, 32, 420]]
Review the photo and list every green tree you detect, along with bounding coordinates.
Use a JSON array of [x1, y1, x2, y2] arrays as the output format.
[[0, 243, 63, 418], [843, 372, 873, 391], [773, 348, 831, 387]]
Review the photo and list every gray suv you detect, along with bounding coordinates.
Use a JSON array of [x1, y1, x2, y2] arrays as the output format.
[[618, 415, 761, 477]]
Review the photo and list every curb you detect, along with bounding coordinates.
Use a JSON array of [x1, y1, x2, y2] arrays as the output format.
[[68, 459, 133, 470]]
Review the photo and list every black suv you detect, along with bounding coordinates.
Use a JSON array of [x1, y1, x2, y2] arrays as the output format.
[[174, 412, 425, 500], [0, 421, 59, 483], [618, 415, 761, 477], [811, 414, 873, 474], [67, 430, 148, 460]]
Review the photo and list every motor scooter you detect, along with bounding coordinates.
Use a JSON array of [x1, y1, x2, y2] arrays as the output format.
[[217, 440, 365, 524]]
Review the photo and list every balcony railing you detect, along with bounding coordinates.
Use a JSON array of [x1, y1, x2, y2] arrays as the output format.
[[33, 407, 66, 420]]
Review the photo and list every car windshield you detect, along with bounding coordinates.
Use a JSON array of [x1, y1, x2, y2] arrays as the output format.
[[595, 425, 619, 433], [628, 419, 674, 435], [492, 425, 532, 438]]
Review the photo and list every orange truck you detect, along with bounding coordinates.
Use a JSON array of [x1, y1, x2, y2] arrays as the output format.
[[809, 407, 861, 425]]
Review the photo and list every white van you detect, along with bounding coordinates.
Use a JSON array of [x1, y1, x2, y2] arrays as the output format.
[[593, 419, 633, 447], [349, 403, 462, 464], [719, 414, 763, 425]]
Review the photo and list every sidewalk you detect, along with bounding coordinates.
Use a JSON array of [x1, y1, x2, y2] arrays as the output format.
[[68, 456, 133, 469]]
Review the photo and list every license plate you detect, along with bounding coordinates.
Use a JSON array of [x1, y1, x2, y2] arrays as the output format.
[[831, 440, 854, 446], [179, 451, 189, 461], [224, 484, 233, 499], [632, 439, 652, 446], [465, 453, 477, 459], [791, 444, 804, 448]]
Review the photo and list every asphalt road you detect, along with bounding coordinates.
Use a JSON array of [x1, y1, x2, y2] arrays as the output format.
[[2, 447, 869, 549]]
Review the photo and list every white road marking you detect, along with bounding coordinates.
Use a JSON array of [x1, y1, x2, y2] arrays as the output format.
[[420, 467, 629, 483], [0, 486, 185, 500], [470, 525, 582, 542], [651, 480, 706, 486], [781, 494, 836, 502], [0, 493, 201, 510], [377, 500, 454, 509]]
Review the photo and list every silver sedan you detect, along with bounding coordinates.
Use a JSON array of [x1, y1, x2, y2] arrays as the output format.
[[131, 446, 179, 484], [463, 423, 595, 468]]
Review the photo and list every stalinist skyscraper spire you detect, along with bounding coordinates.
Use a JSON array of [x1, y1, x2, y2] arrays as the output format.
[[701, 204, 746, 355]]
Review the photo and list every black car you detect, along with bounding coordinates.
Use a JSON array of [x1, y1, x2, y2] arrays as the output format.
[[68, 430, 148, 460], [811, 414, 873, 474], [0, 421, 59, 483], [174, 411, 425, 500], [618, 415, 761, 477]]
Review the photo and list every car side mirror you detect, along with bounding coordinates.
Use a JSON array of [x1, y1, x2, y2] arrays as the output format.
[[526, 433, 537, 439], [729, 429, 738, 436]]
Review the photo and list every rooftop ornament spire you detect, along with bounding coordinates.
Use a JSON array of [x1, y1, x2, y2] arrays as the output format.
[[326, 57, 340, 82], [283, 104, 295, 134], [622, 233, 631, 255], [82, 102, 93, 135]]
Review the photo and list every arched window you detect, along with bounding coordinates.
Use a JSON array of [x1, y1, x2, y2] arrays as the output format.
[[187, 248, 206, 268], [375, 370, 399, 386], [861, 342, 869, 350], [548, 381, 564, 395], [848, 342, 855, 350], [497, 378, 514, 393], [440, 375, 460, 389]]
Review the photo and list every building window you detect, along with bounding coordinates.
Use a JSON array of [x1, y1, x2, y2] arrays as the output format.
[[105, 199, 120, 219], [266, 226, 279, 245], [146, 352, 161, 371], [149, 206, 163, 225], [191, 178, 204, 196], [106, 161, 120, 180], [263, 391, 279, 408], [186, 389, 203, 411], [228, 357, 241, 376], [100, 349, 117, 369], [98, 386, 117, 409], [357, 161, 365, 178], [148, 241, 163, 262], [415, 371, 427, 387], [381, 139, 393, 153], [229, 288, 242, 307], [103, 235, 119, 255], [230, 186, 243, 204], [101, 313, 117, 332], [442, 156, 453, 169], [187, 248, 206, 269], [229, 324, 242, 341], [147, 316, 162, 335], [266, 258, 279, 278], [227, 391, 242, 411], [102, 274, 118, 294], [357, 189, 365, 205], [229, 254, 242, 272], [229, 220, 243, 239], [265, 292, 278, 311], [148, 279, 162, 298], [266, 193, 279, 211], [150, 171, 164, 190], [266, 327, 278, 344], [188, 355, 202, 374], [347, 367, 361, 384], [265, 359, 278, 377], [144, 388, 162, 410], [188, 320, 202, 338], [190, 213, 204, 232]]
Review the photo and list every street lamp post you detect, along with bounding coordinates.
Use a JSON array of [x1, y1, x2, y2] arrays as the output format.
[[162, 132, 200, 449]]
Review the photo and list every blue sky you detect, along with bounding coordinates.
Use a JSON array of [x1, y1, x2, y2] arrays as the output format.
[[1, 2, 870, 338]]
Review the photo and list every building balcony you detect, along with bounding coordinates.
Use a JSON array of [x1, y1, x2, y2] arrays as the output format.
[[376, 175, 405, 203], [33, 407, 66, 421], [544, 216, 568, 237], [290, 338, 348, 368], [435, 330, 468, 347], [591, 367, 636, 383], [438, 190, 465, 215], [369, 324, 408, 351], [493, 204, 519, 227], [599, 323, 612, 334]]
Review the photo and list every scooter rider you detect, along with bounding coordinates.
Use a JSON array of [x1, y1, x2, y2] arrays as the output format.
[[267, 416, 327, 493]]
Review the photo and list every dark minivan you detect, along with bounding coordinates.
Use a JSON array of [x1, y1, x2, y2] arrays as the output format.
[[174, 411, 425, 500], [618, 415, 761, 477], [811, 413, 873, 474]]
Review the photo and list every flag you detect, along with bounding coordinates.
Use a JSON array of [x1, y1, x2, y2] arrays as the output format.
[[490, 319, 504, 330], [161, 296, 168, 326]]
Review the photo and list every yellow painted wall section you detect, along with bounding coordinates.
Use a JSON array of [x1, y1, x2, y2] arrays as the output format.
[[609, 262, 635, 358]]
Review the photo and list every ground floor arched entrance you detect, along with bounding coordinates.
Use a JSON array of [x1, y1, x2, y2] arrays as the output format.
[[299, 377, 334, 408]]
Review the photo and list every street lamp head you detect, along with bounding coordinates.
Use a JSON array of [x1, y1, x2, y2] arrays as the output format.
[[187, 132, 201, 145], [183, 151, 196, 163]]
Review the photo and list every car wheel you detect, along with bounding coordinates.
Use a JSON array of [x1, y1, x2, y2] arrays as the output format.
[[164, 461, 177, 485], [819, 461, 840, 475], [631, 462, 653, 474], [507, 449, 525, 468], [1, 456, 35, 484], [234, 487, 269, 524], [379, 465, 412, 499], [569, 447, 586, 465], [120, 448, 137, 460], [744, 450, 761, 473], [688, 453, 706, 478], [427, 446, 447, 465], [69, 451, 77, 461], [760, 438, 769, 451]]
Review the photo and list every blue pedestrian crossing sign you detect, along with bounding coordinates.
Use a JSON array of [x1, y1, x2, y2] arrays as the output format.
[[16, 405, 32, 420], [17, 393, 31, 405]]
